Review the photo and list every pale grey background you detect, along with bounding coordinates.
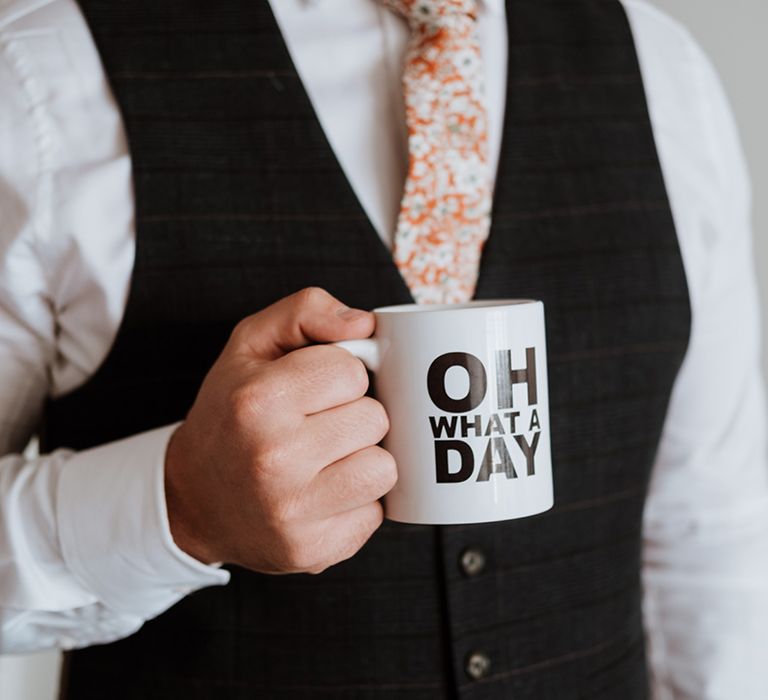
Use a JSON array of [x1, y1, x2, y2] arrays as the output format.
[[1, 1, 766, 698]]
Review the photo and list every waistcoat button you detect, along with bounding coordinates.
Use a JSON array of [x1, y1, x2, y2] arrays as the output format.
[[465, 650, 492, 680], [459, 547, 487, 577]]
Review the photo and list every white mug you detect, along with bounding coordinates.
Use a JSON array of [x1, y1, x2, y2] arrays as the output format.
[[337, 299, 553, 525]]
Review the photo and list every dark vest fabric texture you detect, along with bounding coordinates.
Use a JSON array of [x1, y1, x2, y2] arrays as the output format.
[[47, 1, 691, 698]]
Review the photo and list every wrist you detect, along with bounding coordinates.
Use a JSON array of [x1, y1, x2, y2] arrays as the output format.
[[164, 425, 219, 565]]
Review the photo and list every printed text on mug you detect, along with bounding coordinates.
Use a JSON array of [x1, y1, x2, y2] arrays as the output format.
[[427, 349, 541, 483]]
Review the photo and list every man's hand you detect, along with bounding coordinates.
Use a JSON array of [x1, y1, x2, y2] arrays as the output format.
[[164, 287, 396, 574]]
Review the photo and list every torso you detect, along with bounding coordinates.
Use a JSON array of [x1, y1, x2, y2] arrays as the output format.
[[47, 1, 690, 697]]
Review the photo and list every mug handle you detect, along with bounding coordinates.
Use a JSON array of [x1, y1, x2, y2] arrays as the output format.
[[334, 339, 383, 372]]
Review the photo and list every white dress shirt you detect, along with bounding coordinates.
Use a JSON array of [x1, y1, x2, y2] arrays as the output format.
[[1, 0, 767, 696]]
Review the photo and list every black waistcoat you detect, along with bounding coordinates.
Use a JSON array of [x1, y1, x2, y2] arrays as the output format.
[[47, 1, 691, 698]]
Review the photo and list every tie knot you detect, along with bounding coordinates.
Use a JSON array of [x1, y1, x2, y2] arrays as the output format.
[[380, 0, 479, 29]]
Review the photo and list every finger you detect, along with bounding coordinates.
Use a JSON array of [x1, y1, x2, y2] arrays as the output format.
[[303, 445, 397, 520], [267, 344, 371, 415], [309, 501, 385, 573], [229, 287, 375, 361], [286, 397, 389, 477], [269, 397, 389, 483]]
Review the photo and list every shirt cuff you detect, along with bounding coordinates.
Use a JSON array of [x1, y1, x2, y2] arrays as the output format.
[[56, 424, 229, 617]]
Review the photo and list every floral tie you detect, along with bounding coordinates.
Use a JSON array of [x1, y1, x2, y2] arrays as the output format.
[[381, 0, 492, 304]]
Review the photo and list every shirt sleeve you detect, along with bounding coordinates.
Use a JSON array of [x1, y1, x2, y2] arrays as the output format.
[[1, 428, 229, 653], [0, 2, 228, 654], [628, 4, 768, 698]]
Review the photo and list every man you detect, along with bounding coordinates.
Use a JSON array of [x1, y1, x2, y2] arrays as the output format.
[[1, 0, 767, 697]]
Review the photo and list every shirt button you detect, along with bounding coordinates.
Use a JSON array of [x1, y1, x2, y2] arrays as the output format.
[[459, 547, 487, 577], [465, 650, 492, 680]]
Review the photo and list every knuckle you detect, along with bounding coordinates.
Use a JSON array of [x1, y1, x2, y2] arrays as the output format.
[[308, 507, 384, 572], [372, 447, 398, 492], [293, 286, 329, 314], [359, 397, 389, 439], [256, 435, 294, 478], [339, 446, 396, 501], [230, 383, 259, 423], [347, 505, 384, 553], [258, 486, 285, 520], [369, 503, 385, 533], [229, 314, 258, 347], [343, 355, 370, 395], [262, 502, 287, 532], [292, 345, 369, 397], [356, 446, 397, 497], [230, 377, 279, 427], [231, 368, 285, 419], [283, 534, 321, 572], [280, 539, 304, 570]]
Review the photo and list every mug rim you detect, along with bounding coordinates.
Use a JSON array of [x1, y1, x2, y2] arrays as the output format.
[[374, 299, 540, 314]]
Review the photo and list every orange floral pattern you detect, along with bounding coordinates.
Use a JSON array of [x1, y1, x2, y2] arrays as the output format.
[[381, 0, 491, 304]]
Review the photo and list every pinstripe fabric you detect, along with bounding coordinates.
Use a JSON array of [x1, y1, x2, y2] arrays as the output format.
[[45, 1, 691, 697]]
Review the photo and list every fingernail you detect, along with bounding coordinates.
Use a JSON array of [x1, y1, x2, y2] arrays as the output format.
[[336, 306, 367, 321]]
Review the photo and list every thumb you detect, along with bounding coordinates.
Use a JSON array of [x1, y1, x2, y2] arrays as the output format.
[[230, 287, 375, 361]]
